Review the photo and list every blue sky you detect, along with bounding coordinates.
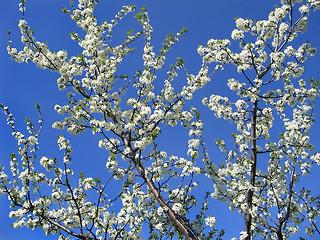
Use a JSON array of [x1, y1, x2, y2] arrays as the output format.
[[1, 0, 320, 239]]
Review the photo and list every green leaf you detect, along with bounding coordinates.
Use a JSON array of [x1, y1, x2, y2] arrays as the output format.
[[62, 7, 68, 14]]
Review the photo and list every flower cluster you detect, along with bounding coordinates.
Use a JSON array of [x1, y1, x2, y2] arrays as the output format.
[[2, 0, 222, 239], [200, 0, 320, 239]]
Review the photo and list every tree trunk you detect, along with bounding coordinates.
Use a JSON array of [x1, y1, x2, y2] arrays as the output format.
[[245, 100, 258, 240]]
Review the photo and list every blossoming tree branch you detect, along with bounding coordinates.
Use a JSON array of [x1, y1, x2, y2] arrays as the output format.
[[1, 0, 320, 239]]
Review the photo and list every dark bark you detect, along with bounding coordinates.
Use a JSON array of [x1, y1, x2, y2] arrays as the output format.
[[245, 100, 258, 240]]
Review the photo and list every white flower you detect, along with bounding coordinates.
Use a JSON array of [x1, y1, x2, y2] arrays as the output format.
[[228, 78, 242, 91], [311, 152, 320, 165], [240, 231, 249, 240], [83, 177, 93, 190], [235, 100, 246, 109], [172, 203, 184, 214], [27, 136, 38, 146], [284, 46, 295, 56], [235, 18, 252, 32], [52, 121, 65, 130], [270, 52, 285, 67], [205, 216, 216, 228], [188, 139, 200, 148], [231, 29, 244, 40]]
